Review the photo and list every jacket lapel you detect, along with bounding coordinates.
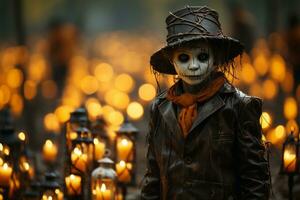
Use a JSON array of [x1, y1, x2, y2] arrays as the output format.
[[158, 99, 184, 141], [189, 94, 225, 134]]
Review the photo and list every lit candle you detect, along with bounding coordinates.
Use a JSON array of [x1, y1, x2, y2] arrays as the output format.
[[116, 160, 132, 183], [71, 147, 88, 172], [94, 138, 106, 160], [55, 189, 64, 200], [42, 140, 58, 162], [94, 183, 111, 200], [116, 138, 133, 161], [65, 174, 81, 195], [0, 163, 13, 186], [284, 149, 296, 172]]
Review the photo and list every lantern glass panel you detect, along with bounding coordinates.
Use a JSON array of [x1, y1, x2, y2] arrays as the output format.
[[71, 144, 90, 173], [283, 143, 297, 173], [91, 178, 115, 200], [94, 137, 106, 161], [65, 174, 82, 196], [116, 160, 132, 183], [116, 136, 133, 162]]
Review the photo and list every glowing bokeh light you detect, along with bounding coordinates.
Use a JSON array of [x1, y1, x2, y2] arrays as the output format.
[[127, 101, 144, 120], [260, 112, 272, 130], [138, 83, 156, 101], [283, 97, 298, 120]]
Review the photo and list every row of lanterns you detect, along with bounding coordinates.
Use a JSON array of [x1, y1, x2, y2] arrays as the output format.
[[0, 106, 138, 200]]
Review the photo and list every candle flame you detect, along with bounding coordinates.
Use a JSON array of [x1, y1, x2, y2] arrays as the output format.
[[18, 132, 26, 141], [3, 163, 9, 169], [100, 183, 106, 192], [120, 160, 126, 167], [121, 139, 128, 146], [291, 126, 295, 132], [45, 139, 54, 147], [94, 138, 99, 145], [73, 147, 82, 156], [0, 143, 3, 151]]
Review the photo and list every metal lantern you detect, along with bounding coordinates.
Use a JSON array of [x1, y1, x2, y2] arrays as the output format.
[[40, 173, 63, 200], [281, 131, 299, 174], [69, 127, 94, 200], [115, 119, 138, 185], [91, 157, 117, 200], [281, 129, 299, 200], [66, 107, 89, 149], [91, 117, 110, 163], [0, 127, 21, 199]]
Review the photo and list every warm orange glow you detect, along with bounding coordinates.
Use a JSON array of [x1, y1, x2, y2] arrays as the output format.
[[41, 80, 58, 99], [107, 111, 124, 126], [249, 83, 262, 97], [105, 89, 130, 110], [0, 163, 13, 186], [274, 125, 285, 139], [253, 54, 269, 76], [94, 138, 106, 160], [6, 68, 23, 89], [241, 63, 256, 84], [284, 97, 298, 120], [18, 132, 26, 141], [10, 93, 23, 116], [62, 86, 82, 108], [94, 63, 114, 82], [127, 101, 144, 120], [262, 79, 278, 100], [270, 54, 286, 82], [138, 83, 156, 101], [281, 70, 294, 93], [42, 140, 58, 162], [114, 73, 134, 93], [24, 80, 37, 100], [28, 54, 47, 82], [55, 189, 64, 200], [80, 75, 99, 95], [116, 160, 132, 183], [44, 113, 61, 132], [260, 112, 272, 130], [71, 147, 88, 172], [85, 98, 102, 119], [102, 105, 115, 117], [54, 105, 74, 123], [284, 148, 296, 173], [286, 120, 299, 137], [65, 174, 81, 195], [0, 85, 11, 106]]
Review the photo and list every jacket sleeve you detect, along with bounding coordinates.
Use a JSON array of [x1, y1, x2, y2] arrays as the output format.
[[140, 101, 161, 200], [236, 96, 270, 200]]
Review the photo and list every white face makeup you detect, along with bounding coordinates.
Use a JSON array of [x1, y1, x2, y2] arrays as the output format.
[[171, 44, 215, 85]]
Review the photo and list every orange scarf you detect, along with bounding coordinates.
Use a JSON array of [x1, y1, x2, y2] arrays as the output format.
[[167, 73, 226, 138]]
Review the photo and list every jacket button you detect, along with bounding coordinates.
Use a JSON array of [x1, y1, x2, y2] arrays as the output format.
[[184, 157, 192, 164]]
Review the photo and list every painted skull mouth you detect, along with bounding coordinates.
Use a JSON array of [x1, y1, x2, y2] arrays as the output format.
[[182, 75, 203, 80]]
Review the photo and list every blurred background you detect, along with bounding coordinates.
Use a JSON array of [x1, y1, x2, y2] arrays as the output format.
[[1, 0, 300, 199]]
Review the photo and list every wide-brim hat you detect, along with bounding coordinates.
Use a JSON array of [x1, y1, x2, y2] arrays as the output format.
[[150, 6, 244, 75]]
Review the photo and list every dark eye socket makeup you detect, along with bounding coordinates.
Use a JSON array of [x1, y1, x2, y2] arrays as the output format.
[[178, 53, 190, 63], [197, 52, 209, 62]]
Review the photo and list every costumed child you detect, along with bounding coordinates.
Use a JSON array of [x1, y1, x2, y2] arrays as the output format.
[[141, 6, 270, 200]]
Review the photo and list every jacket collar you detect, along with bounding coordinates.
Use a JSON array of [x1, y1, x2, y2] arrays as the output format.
[[157, 81, 236, 137]]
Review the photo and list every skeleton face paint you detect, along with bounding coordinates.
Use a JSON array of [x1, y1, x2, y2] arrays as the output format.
[[171, 44, 215, 85]]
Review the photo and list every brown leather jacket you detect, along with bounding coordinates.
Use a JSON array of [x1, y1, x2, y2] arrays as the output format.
[[140, 82, 270, 200]]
